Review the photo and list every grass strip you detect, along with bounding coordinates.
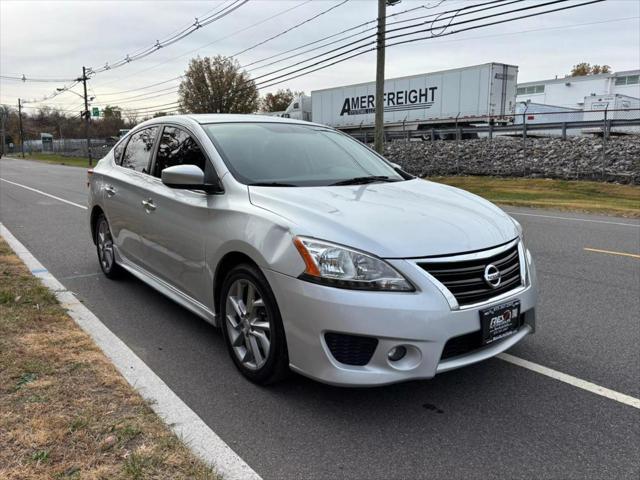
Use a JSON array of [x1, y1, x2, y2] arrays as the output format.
[[3, 153, 90, 167], [428, 176, 640, 218], [0, 238, 219, 479]]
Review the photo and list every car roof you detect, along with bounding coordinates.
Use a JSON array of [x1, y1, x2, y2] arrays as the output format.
[[140, 113, 325, 128]]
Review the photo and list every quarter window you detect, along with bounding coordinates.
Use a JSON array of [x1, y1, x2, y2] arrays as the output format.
[[120, 127, 159, 173], [153, 126, 207, 177], [113, 140, 125, 164]]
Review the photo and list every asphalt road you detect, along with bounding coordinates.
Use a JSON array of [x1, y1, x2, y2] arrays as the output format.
[[1, 157, 639, 480]]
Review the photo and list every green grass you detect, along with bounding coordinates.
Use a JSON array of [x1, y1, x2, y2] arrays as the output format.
[[429, 176, 640, 218], [4, 153, 90, 167]]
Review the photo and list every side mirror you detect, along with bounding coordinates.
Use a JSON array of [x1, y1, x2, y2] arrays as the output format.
[[161, 164, 223, 194], [389, 162, 403, 170]]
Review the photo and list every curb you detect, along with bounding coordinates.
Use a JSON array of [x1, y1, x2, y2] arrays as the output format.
[[0, 222, 262, 480]]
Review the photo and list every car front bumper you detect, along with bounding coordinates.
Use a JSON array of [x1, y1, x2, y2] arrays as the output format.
[[264, 245, 537, 387]]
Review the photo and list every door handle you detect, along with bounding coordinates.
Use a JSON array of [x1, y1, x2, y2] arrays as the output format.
[[141, 199, 156, 212], [104, 185, 116, 197]]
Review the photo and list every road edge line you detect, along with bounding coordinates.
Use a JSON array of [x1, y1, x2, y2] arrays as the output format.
[[0, 177, 88, 210], [0, 222, 263, 480], [498, 353, 640, 410]]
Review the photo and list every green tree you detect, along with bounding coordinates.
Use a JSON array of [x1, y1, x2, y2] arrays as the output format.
[[102, 105, 122, 119], [261, 89, 304, 112], [178, 55, 259, 114]]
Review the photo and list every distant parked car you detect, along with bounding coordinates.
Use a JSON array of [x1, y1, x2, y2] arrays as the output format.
[[87, 115, 537, 386]]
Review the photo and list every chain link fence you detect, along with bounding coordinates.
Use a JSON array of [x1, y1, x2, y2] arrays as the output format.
[[20, 138, 116, 159]]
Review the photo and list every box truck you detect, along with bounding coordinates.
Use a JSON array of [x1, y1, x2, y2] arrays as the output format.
[[281, 62, 518, 132]]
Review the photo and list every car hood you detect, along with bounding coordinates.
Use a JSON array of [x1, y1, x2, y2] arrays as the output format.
[[248, 178, 518, 258]]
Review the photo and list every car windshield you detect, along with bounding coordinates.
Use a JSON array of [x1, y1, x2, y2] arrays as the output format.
[[203, 122, 404, 186]]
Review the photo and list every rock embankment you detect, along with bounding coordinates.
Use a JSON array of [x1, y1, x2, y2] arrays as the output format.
[[384, 135, 640, 184]]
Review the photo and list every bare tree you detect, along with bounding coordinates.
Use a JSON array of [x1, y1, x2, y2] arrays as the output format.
[[123, 109, 139, 126], [178, 55, 259, 114]]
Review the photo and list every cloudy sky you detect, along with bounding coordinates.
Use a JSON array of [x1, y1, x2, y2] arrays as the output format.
[[1, 0, 638, 115]]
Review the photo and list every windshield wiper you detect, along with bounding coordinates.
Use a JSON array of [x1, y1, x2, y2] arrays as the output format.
[[330, 175, 396, 186], [248, 182, 297, 187]]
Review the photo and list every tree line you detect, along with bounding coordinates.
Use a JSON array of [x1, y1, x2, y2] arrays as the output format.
[[2, 55, 302, 145]]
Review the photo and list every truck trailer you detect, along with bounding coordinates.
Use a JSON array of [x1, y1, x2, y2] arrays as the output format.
[[281, 62, 518, 133]]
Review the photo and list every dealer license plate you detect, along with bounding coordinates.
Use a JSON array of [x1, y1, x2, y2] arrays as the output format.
[[480, 300, 520, 345]]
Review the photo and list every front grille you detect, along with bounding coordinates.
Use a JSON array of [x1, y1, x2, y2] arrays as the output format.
[[441, 314, 524, 360], [419, 243, 522, 306], [324, 332, 378, 366]]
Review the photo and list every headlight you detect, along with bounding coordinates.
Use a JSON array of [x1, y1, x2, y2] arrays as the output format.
[[293, 236, 414, 291], [511, 217, 524, 242]]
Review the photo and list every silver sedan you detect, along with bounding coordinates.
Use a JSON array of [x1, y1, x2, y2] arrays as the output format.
[[88, 115, 537, 386]]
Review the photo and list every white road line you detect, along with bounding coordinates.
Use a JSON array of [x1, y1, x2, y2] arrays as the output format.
[[498, 353, 640, 410], [0, 177, 88, 210], [3, 175, 639, 411], [505, 210, 640, 228], [0, 223, 263, 480]]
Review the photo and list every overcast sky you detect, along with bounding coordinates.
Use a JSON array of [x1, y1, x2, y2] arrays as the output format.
[[1, 0, 638, 114]]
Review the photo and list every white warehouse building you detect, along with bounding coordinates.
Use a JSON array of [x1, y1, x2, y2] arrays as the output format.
[[515, 69, 640, 109]]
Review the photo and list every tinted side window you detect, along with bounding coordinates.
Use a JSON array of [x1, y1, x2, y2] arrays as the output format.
[[154, 126, 206, 178], [121, 127, 159, 173]]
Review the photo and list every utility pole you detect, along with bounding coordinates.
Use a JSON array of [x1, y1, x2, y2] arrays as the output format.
[[374, 0, 387, 154], [81, 66, 93, 166], [0, 107, 6, 157], [18, 98, 25, 158]]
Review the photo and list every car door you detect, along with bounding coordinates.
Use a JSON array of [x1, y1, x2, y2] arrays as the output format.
[[139, 125, 213, 304], [102, 126, 160, 269]]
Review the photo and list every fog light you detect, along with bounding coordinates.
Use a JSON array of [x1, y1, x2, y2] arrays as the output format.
[[387, 346, 407, 361]]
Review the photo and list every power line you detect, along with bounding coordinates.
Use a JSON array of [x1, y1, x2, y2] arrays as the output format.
[[253, 0, 604, 90], [86, 0, 248, 76], [95, 76, 183, 97], [230, 0, 350, 58], [87, 0, 600, 110], [88, 0, 343, 90], [249, 0, 531, 87], [90, 0, 458, 100], [92, 0, 501, 100], [244, 0, 512, 74], [0, 74, 77, 83], [1, 1, 246, 87]]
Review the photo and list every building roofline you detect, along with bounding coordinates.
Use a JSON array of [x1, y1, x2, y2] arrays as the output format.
[[517, 69, 639, 87]]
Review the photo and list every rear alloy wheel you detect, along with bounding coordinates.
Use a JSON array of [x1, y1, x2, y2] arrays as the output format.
[[221, 264, 289, 384], [95, 214, 122, 279]]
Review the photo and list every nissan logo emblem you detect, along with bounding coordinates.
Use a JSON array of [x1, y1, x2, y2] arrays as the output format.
[[484, 264, 501, 288]]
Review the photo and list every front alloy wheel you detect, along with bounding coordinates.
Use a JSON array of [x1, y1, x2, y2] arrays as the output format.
[[226, 279, 271, 370], [221, 264, 288, 384]]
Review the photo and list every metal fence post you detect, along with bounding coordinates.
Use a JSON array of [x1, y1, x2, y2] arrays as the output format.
[[561, 122, 567, 141], [430, 128, 435, 144], [522, 105, 528, 177], [455, 112, 460, 175], [601, 106, 608, 179]]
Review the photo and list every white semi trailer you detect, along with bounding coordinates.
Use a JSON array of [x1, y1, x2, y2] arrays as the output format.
[[282, 62, 518, 133]]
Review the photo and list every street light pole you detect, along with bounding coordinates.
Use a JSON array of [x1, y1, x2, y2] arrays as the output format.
[[374, 0, 387, 154], [81, 66, 93, 166], [18, 98, 25, 158]]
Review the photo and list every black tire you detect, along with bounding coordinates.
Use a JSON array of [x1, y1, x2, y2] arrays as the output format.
[[220, 263, 289, 385], [95, 213, 123, 279]]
